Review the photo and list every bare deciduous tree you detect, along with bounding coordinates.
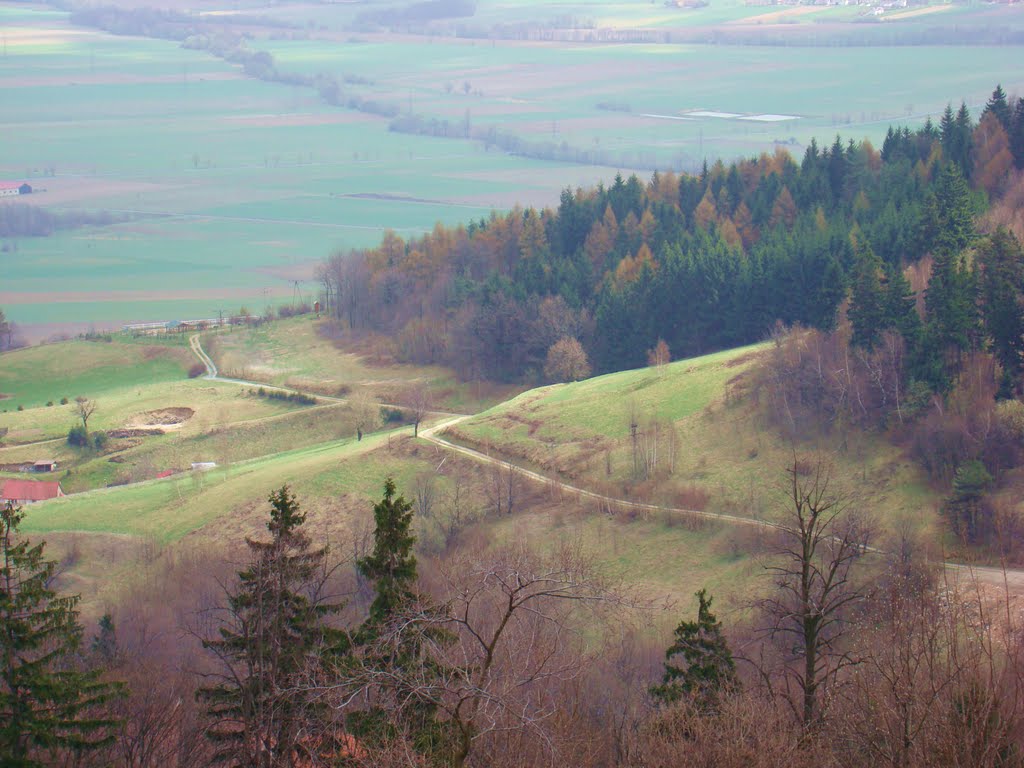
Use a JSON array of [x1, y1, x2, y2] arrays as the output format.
[[485, 461, 520, 516], [417, 475, 479, 552], [353, 542, 618, 768], [405, 382, 432, 438], [349, 388, 380, 442], [75, 395, 97, 435], [754, 456, 870, 729], [543, 337, 591, 383], [647, 338, 670, 368]]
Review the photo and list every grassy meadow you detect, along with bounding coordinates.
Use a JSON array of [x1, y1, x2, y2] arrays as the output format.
[[0, 336, 192, 413], [18, 429, 431, 610]]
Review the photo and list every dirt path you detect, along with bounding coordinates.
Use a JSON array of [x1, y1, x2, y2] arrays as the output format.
[[190, 334, 347, 403], [189, 334, 459, 415], [190, 335, 1023, 591], [419, 416, 769, 530], [0, 436, 65, 454], [418, 421, 1023, 591]]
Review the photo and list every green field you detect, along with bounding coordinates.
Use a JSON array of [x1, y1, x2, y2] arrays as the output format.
[[18, 429, 407, 542], [2, 2, 1022, 336], [21, 420, 761, 620], [0, 336, 192, 412]]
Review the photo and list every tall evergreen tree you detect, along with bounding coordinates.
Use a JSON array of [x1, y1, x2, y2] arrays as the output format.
[[940, 103, 957, 156], [926, 163, 976, 257], [0, 503, 122, 766], [924, 245, 978, 387], [923, 164, 978, 373], [198, 486, 345, 767], [349, 478, 454, 761], [358, 478, 418, 628], [884, 261, 922, 344], [848, 242, 888, 351], [651, 589, 737, 712], [983, 84, 1012, 133], [979, 228, 1024, 395], [1011, 96, 1024, 170]]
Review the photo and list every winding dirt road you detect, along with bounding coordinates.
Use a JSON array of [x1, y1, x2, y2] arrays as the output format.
[[191, 336, 1024, 591]]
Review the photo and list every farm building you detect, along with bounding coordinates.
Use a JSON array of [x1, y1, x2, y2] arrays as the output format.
[[123, 317, 223, 336], [1, 478, 64, 505], [0, 182, 31, 197], [32, 459, 57, 472]]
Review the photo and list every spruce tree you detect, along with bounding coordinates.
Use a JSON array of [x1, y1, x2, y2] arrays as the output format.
[[1011, 96, 1024, 170], [349, 478, 454, 761], [848, 242, 888, 351], [984, 84, 1012, 133], [198, 486, 345, 767], [979, 228, 1024, 395], [927, 163, 975, 257], [0, 502, 122, 766], [651, 589, 737, 712], [925, 246, 977, 371], [884, 262, 922, 345], [358, 477, 418, 628]]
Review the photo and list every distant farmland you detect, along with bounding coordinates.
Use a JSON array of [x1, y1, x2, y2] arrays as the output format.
[[2, 1, 1022, 336]]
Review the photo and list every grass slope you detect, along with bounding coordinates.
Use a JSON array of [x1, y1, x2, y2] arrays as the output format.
[[449, 343, 941, 540], [0, 337, 192, 413], [20, 429, 397, 541]]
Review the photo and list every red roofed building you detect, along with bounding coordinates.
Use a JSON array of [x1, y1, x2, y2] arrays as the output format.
[[1, 479, 65, 505], [0, 182, 31, 198]]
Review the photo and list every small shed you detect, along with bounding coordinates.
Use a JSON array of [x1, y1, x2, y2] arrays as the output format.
[[32, 459, 57, 473]]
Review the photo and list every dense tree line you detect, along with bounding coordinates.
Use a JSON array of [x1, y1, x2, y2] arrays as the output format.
[[319, 85, 1024, 385], [0, 204, 121, 238]]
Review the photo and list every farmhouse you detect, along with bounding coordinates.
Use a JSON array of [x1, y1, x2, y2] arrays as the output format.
[[32, 459, 58, 472], [1, 478, 65, 505], [0, 182, 31, 197]]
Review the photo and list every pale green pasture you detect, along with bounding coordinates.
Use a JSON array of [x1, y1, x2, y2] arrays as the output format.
[[14, 400, 358, 493], [0, 338, 192, 413], [461, 343, 765, 443], [486, 509, 763, 619], [17, 428, 417, 542], [0, 374, 298, 442], [258, 37, 1024, 167], [1, 19, 626, 331]]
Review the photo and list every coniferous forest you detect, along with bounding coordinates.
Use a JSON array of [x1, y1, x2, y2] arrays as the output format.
[[319, 85, 1024, 394]]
